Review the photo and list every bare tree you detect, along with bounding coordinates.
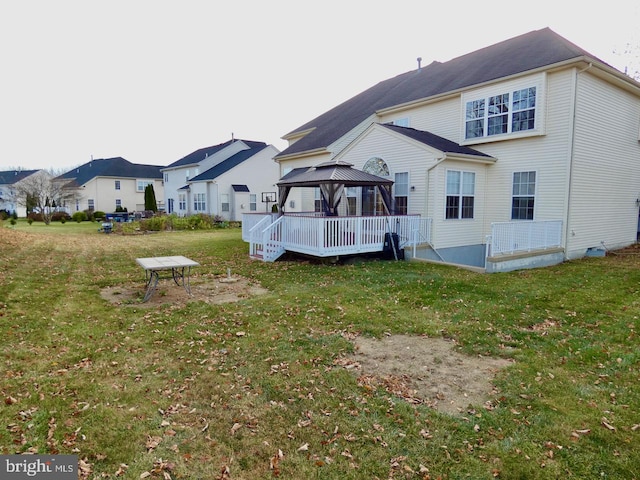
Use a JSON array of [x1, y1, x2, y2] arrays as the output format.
[[13, 170, 80, 224], [614, 37, 640, 81]]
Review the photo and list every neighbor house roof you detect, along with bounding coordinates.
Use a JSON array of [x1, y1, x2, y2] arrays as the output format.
[[165, 139, 268, 169], [276, 28, 607, 160], [56, 158, 163, 186], [379, 124, 495, 158], [189, 142, 268, 182], [164, 140, 235, 169], [0, 170, 39, 185]]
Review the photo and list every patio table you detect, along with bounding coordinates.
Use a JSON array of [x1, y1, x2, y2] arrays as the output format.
[[135, 256, 200, 302]]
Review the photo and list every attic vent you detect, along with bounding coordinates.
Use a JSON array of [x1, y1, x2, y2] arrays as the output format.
[[417, 57, 422, 70]]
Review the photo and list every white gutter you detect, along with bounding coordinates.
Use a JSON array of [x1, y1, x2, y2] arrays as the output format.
[[564, 62, 593, 258]]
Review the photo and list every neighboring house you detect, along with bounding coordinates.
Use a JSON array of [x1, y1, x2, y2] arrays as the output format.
[[0, 169, 41, 217], [162, 138, 280, 221], [56, 157, 164, 214], [272, 28, 640, 271]]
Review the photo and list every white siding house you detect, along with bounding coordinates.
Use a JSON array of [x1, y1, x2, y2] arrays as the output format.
[[162, 139, 280, 221], [267, 28, 640, 271], [0, 170, 41, 217]]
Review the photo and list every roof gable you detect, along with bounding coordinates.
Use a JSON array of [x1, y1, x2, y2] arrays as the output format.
[[379, 124, 494, 158], [189, 143, 267, 182], [166, 140, 235, 169], [276, 28, 605, 159]]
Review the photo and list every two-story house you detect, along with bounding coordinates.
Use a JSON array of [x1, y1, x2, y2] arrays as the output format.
[[57, 157, 164, 214], [162, 138, 280, 221], [265, 28, 640, 272]]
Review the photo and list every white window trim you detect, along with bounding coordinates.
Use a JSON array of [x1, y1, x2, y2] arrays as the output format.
[[445, 169, 476, 220], [511, 170, 537, 221], [460, 73, 546, 146]]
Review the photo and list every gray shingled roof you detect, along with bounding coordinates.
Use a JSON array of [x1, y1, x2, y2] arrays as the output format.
[[56, 158, 163, 185], [380, 124, 494, 158], [276, 28, 603, 159], [0, 170, 39, 185], [189, 142, 267, 182]]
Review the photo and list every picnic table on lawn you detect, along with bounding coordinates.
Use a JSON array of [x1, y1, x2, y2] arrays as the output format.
[[135, 256, 200, 302]]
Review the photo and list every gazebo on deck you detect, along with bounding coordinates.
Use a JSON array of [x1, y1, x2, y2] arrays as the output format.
[[277, 161, 394, 216], [242, 161, 424, 261]]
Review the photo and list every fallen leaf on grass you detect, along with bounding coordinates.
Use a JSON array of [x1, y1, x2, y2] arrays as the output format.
[[230, 422, 242, 435], [270, 449, 283, 476], [601, 418, 616, 431], [297, 443, 309, 451], [146, 435, 162, 452]]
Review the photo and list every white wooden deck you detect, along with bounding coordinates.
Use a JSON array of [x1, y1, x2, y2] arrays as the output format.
[[242, 213, 429, 261]]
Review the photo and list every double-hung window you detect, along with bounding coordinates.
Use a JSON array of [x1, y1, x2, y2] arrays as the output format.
[[178, 194, 186, 211], [194, 193, 205, 212], [511, 171, 536, 220], [221, 194, 229, 212], [445, 170, 475, 219], [249, 194, 257, 211], [394, 172, 409, 215], [115, 180, 121, 190]]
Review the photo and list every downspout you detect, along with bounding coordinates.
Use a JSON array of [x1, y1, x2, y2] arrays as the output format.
[[420, 156, 447, 260], [564, 62, 593, 259]]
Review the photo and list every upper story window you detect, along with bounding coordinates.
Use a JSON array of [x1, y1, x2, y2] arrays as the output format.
[[462, 73, 545, 144], [391, 118, 409, 127], [137, 180, 153, 192], [163, 173, 169, 183], [115, 180, 121, 190], [465, 87, 536, 140]]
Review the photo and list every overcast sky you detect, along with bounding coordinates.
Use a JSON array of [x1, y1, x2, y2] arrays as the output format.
[[1, 0, 639, 172]]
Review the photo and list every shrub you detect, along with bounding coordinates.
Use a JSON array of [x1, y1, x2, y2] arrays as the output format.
[[51, 212, 71, 222], [27, 212, 43, 222], [72, 211, 87, 223], [93, 211, 105, 221], [0, 210, 9, 220]]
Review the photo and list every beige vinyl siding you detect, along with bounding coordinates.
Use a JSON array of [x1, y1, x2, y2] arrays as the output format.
[[387, 96, 463, 143], [567, 71, 640, 257], [429, 160, 488, 248], [327, 114, 378, 157], [477, 69, 575, 232], [336, 125, 442, 217]]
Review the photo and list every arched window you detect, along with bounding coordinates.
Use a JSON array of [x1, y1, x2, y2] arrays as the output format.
[[363, 157, 390, 177]]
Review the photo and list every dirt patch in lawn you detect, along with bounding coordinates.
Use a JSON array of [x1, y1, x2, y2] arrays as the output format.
[[344, 335, 512, 415], [100, 274, 268, 307]]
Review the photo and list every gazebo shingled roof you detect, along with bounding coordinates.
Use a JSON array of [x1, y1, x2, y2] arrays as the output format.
[[276, 161, 393, 215]]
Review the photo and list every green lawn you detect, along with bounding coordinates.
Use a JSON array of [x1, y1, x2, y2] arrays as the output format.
[[1, 223, 638, 479]]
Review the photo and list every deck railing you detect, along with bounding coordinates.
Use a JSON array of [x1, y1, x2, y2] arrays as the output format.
[[244, 213, 427, 260], [488, 220, 563, 256]]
